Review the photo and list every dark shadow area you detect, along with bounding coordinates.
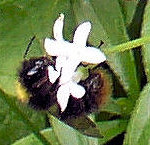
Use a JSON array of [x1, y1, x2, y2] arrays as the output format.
[[104, 132, 125, 145]]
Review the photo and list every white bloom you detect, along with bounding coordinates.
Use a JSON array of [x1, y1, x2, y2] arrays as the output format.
[[44, 14, 106, 112], [57, 81, 85, 112]]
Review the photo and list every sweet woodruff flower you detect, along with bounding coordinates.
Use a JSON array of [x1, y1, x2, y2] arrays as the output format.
[[44, 14, 106, 112]]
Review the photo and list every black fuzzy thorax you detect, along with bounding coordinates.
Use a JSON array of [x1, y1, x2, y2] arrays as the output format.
[[19, 57, 59, 110]]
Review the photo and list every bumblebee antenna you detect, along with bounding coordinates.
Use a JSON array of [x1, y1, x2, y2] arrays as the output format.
[[23, 35, 36, 59], [98, 40, 104, 48]]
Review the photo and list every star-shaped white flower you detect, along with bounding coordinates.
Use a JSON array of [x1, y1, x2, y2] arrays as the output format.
[[44, 14, 106, 112]]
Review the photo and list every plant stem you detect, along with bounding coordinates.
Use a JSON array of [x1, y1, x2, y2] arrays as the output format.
[[104, 36, 150, 54]]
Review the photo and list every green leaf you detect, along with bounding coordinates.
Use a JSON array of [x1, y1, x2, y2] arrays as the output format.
[[0, 90, 46, 145], [12, 128, 59, 145], [142, 1, 150, 82], [72, 0, 140, 100], [118, 0, 138, 26], [49, 115, 99, 145], [116, 98, 134, 117], [41, 129, 59, 145], [124, 83, 150, 145], [12, 134, 44, 145], [98, 120, 127, 145], [100, 97, 121, 115]]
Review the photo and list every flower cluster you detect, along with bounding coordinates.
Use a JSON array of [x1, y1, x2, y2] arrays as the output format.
[[44, 14, 106, 112]]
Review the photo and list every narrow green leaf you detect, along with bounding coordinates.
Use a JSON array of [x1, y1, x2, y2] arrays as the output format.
[[118, 0, 138, 26], [0, 90, 46, 145], [12, 128, 59, 145], [124, 83, 150, 145], [142, 1, 150, 82]]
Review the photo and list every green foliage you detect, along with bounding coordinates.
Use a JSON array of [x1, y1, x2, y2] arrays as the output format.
[[0, 0, 150, 145], [124, 83, 150, 145], [142, 1, 150, 82], [12, 128, 59, 145], [0, 90, 46, 145]]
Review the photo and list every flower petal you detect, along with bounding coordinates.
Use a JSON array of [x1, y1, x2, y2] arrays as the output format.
[[53, 13, 64, 40], [55, 56, 67, 72], [57, 84, 70, 112], [81, 46, 106, 64], [44, 38, 74, 56], [73, 21, 91, 47], [59, 57, 80, 84], [70, 82, 85, 99], [44, 38, 63, 56], [48, 66, 60, 83]]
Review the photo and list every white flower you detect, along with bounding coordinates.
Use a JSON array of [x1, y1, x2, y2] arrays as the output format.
[[44, 14, 106, 112]]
